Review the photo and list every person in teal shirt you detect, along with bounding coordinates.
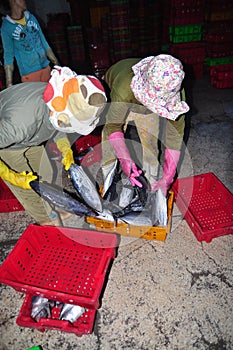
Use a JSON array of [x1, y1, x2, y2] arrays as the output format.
[[1, 0, 58, 87]]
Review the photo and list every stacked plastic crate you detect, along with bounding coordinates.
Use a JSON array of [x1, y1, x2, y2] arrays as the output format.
[[167, 0, 206, 78], [46, 13, 71, 66], [66, 26, 87, 69], [129, 0, 147, 56], [86, 27, 110, 79], [204, 0, 233, 88], [109, 0, 132, 62], [130, 0, 162, 57]]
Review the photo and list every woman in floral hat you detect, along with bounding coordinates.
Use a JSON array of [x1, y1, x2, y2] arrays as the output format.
[[101, 54, 189, 194]]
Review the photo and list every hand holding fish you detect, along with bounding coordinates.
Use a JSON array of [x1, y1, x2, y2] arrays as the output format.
[[108, 131, 142, 187], [151, 178, 168, 196], [151, 149, 181, 195]]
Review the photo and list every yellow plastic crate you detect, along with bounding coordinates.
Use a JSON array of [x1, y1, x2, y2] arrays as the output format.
[[86, 191, 174, 241]]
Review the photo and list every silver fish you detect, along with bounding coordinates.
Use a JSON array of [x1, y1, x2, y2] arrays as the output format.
[[103, 162, 149, 215], [31, 296, 51, 321], [59, 303, 86, 322], [69, 163, 103, 213], [30, 180, 97, 217], [95, 208, 115, 222], [102, 159, 118, 197], [118, 210, 153, 226], [151, 189, 168, 227], [118, 176, 135, 208]]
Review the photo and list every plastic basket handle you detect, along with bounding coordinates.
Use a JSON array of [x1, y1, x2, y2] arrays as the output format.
[[37, 318, 72, 329]]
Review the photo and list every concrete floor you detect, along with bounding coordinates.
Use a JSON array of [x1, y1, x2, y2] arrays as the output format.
[[0, 76, 233, 350]]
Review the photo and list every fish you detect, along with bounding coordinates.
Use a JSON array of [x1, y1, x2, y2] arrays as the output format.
[[69, 163, 103, 213], [118, 176, 135, 208], [95, 208, 115, 222], [102, 159, 118, 198], [118, 210, 153, 226], [59, 303, 86, 322], [103, 161, 150, 213], [150, 189, 168, 227], [31, 296, 51, 321], [30, 180, 97, 217], [103, 161, 122, 204]]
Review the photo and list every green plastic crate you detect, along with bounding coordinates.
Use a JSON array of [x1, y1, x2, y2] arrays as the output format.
[[205, 56, 233, 67], [169, 24, 203, 36], [170, 33, 203, 43]]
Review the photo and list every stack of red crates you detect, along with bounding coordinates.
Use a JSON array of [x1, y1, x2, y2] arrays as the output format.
[[169, 0, 206, 26], [0, 224, 118, 336], [204, 0, 233, 87], [210, 64, 233, 88], [86, 27, 110, 79], [170, 42, 205, 78], [165, 0, 206, 78]]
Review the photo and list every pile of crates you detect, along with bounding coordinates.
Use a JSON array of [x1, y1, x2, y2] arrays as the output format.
[[167, 0, 206, 78], [46, 13, 71, 66], [130, 0, 162, 57], [109, 0, 131, 62], [204, 0, 233, 88], [67, 26, 87, 68]]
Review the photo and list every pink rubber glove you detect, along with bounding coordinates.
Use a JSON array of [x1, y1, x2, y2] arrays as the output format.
[[151, 149, 181, 195], [108, 131, 142, 187]]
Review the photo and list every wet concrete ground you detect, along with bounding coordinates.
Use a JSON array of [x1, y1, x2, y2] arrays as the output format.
[[0, 76, 233, 350]]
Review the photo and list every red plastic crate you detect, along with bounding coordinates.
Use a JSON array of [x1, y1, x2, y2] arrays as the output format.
[[211, 79, 233, 88], [16, 294, 97, 336], [0, 178, 25, 212], [74, 128, 102, 166], [0, 224, 117, 309], [172, 173, 233, 242], [0, 225, 117, 335]]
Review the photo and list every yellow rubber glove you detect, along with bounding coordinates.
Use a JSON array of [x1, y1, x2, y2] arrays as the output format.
[[0, 159, 37, 189], [55, 137, 74, 171]]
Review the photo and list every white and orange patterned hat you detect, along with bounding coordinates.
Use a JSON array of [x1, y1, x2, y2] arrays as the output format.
[[130, 54, 189, 120], [43, 66, 107, 135]]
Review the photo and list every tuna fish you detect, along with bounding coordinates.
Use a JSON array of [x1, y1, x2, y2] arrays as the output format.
[[103, 161, 149, 214], [59, 303, 86, 322], [118, 210, 153, 226], [69, 163, 103, 213], [30, 180, 97, 217], [31, 296, 51, 321], [150, 189, 168, 227], [102, 159, 118, 198]]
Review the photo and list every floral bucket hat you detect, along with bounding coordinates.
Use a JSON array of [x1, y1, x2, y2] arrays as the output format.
[[43, 66, 107, 135], [130, 54, 190, 120]]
